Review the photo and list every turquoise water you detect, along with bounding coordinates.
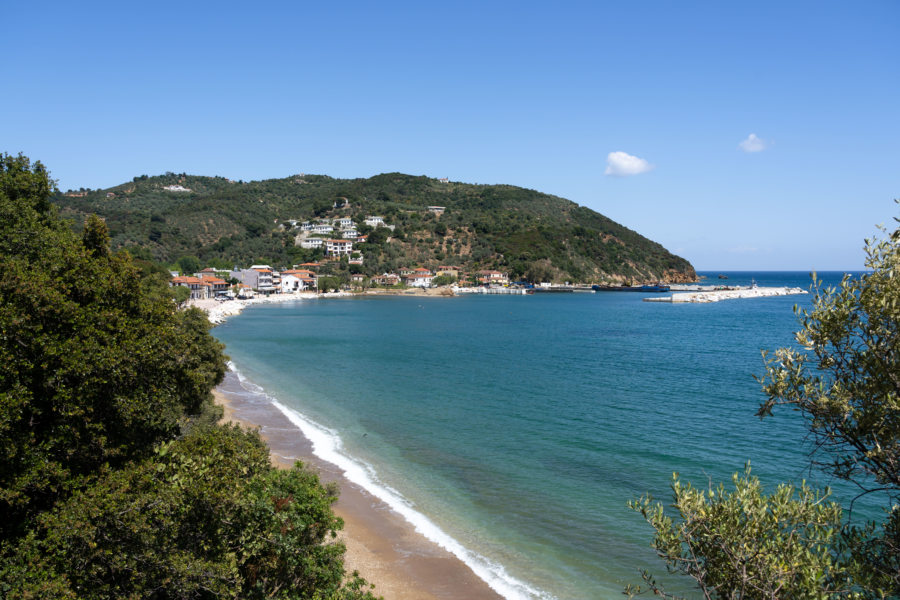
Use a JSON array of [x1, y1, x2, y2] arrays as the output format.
[[213, 272, 875, 599]]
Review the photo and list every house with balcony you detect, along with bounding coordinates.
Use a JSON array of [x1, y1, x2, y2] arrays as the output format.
[[403, 273, 434, 288], [477, 270, 509, 285], [300, 237, 324, 249], [170, 276, 211, 300], [372, 273, 400, 286], [325, 239, 354, 257]]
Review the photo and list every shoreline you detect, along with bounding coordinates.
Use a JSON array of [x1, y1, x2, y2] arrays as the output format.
[[213, 373, 504, 600]]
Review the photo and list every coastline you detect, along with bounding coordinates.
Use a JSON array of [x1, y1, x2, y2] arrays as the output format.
[[213, 374, 503, 600]]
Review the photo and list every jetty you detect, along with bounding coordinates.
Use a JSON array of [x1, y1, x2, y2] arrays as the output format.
[[644, 286, 807, 303], [454, 286, 531, 295]]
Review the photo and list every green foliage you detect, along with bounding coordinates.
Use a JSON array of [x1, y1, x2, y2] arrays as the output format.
[[432, 274, 456, 286], [629, 466, 851, 599], [1, 154, 375, 599], [2, 425, 377, 600], [757, 211, 900, 596], [633, 211, 900, 598], [176, 254, 201, 275], [318, 276, 341, 292], [53, 172, 695, 283]]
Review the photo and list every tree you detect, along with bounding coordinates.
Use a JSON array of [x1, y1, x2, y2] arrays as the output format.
[[2, 425, 378, 600], [176, 254, 201, 275], [629, 466, 850, 599], [632, 211, 900, 598], [0, 154, 377, 599]]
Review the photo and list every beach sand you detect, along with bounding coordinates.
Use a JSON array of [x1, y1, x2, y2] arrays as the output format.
[[213, 384, 502, 600]]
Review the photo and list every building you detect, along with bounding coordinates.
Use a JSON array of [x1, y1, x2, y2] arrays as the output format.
[[364, 216, 384, 227], [477, 270, 509, 285], [229, 266, 276, 293], [335, 217, 354, 229], [436, 266, 461, 278], [427, 206, 445, 215], [300, 237, 324, 249], [325, 239, 354, 257], [341, 227, 358, 238], [279, 274, 316, 293], [403, 273, 434, 288], [250, 266, 275, 293], [372, 273, 400, 286], [197, 273, 230, 297], [170, 276, 211, 299], [311, 223, 333, 235]]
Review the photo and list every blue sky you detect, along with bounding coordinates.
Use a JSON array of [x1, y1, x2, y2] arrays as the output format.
[[3, 1, 898, 270]]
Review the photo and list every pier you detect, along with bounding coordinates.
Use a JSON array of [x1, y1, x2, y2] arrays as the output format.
[[644, 286, 807, 303]]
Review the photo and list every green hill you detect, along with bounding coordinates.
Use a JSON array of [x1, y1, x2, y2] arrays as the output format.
[[54, 172, 696, 283]]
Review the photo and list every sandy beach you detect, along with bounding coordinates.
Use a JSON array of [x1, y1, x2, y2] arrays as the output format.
[[213, 381, 502, 600]]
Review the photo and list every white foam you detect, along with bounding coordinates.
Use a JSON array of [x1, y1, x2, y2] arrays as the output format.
[[225, 364, 554, 600]]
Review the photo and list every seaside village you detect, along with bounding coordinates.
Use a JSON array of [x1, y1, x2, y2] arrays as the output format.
[[169, 210, 512, 301]]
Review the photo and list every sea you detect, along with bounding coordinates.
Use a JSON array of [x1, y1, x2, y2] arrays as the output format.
[[212, 271, 880, 599]]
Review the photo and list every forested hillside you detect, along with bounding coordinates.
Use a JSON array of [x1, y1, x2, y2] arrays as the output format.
[[55, 171, 696, 283]]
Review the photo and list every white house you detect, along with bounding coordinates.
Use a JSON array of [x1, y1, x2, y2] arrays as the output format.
[[404, 273, 434, 288], [335, 217, 354, 229], [311, 223, 333, 235], [341, 227, 358, 238], [326, 239, 354, 257], [364, 216, 384, 227], [300, 237, 324, 249]]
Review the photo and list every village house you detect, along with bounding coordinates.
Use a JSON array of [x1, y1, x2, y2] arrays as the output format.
[[296, 262, 321, 270], [413, 267, 433, 276], [311, 223, 333, 235], [335, 217, 354, 229], [436, 266, 461, 278], [403, 273, 434, 288], [364, 216, 384, 227], [170, 276, 211, 300], [235, 283, 255, 298], [356, 234, 368, 243], [197, 273, 230, 297], [427, 206, 445, 215], [341, 227, 358, 238], [229, 266, 275, 293], [350, 273, 365, 285], [325, 239, 354, 257], [349, 255, 364, 265], [477, 270, 509, 285], [300, 237, 323, 249], [372, 273, 400, 286]]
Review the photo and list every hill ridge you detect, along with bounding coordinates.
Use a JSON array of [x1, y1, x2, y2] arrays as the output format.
[[54, 171, 696, 284]]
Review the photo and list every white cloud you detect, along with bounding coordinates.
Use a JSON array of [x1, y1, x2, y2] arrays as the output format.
[[604, 151, 654, 176], [739, 133, 767, 153]]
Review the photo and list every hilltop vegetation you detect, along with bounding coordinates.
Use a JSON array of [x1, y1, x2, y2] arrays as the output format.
[[55, 171, 696, 283]]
